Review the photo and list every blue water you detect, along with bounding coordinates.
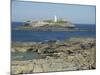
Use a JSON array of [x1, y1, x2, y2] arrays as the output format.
[[11, 22, 96, 42], [11, 52, 42, 60]]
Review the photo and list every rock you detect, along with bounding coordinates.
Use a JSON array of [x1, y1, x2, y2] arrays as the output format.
[[27, 47, 38, 52], [11, 38, 96, 74], [37, 44, 49, 54], [18, 48, 27, 53], [33, 64, 43, 72], [42, 63, 50, 72], [11, 48, 15, 53], [90, 62, 96, 69], [11, 65, 22, 74], [11, 62, 33, 74], [11, 47, 28, 53]]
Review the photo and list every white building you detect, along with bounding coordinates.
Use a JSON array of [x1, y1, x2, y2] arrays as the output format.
[[54, 15, 57, 22]]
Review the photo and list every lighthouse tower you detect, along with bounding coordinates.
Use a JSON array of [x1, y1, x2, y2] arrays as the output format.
[[54, 15, 57, 22]]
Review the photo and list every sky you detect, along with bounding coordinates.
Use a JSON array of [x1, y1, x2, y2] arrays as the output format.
[[12, 0, 96, 24]]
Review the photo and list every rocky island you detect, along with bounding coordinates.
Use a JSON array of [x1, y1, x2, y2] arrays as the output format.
[[15, 16, 76, 31]]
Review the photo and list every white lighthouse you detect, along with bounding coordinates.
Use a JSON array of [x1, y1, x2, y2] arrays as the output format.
[[54, 15, 57, 22]]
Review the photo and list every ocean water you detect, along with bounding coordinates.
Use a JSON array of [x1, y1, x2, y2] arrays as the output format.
[[11, 22, 96, 42]]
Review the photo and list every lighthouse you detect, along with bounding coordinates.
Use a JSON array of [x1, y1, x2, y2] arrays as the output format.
[[54, 15, 57, 22]]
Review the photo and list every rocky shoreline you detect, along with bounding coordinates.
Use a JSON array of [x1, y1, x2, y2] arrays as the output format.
[[11, 37, 96, 74]]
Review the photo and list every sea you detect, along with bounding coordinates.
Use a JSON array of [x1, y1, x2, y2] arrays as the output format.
[[11, 22, 96, 42]]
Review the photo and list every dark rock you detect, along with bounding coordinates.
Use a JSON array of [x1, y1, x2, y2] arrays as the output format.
[[67, 50, 74, 55]]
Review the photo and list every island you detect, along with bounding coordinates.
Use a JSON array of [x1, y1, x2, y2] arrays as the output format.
[[15, 16, 76, 31]]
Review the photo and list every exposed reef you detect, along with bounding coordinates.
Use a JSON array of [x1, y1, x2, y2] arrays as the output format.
[[11, 38, 96, 74]]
